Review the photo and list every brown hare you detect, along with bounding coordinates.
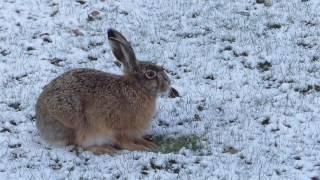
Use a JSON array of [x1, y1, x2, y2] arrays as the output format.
[[36, 29, 175, 154]]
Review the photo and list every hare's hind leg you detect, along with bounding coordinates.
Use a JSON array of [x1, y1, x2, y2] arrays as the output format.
[[74, 128, 119, 155], [36, 116, 75, 146]]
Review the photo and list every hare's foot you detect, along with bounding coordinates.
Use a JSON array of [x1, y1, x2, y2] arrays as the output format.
[[134, 137, 157, 149], [85, 144, 118, 155], [114, 134, 149, 151]]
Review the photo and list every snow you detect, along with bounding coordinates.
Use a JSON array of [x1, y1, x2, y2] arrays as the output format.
[[1, 0, 320, 179]]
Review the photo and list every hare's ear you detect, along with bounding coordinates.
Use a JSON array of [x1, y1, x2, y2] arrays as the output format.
[[108, 29, 139, 73]]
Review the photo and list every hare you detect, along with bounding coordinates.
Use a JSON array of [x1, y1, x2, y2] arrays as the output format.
[[36, 29, 174, 154]]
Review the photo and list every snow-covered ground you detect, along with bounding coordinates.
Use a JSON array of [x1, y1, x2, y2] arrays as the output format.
[[1, 0, 320, 179]]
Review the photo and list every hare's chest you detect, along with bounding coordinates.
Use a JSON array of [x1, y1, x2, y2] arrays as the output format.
[[128, 97, 156, 128], [139, 100, 156, 120], [125, 90, 156, 120]]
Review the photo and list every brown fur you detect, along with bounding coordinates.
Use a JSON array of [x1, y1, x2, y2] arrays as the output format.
[[36, 29, 170, 154]]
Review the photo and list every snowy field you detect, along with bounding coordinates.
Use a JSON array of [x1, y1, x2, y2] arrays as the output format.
[[1, 0, 320, 179]]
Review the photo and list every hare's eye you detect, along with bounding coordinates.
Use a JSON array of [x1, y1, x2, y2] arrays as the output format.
[[145, 70, 157, 79]]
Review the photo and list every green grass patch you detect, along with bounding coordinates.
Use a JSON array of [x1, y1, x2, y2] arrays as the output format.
[[152, 135, 204, 154]]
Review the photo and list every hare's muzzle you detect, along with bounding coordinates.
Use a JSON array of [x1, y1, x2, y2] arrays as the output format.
[[158, 71, 171, 92]]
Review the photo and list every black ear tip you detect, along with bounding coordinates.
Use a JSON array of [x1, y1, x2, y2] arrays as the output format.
[[107, 29, 116, 38]]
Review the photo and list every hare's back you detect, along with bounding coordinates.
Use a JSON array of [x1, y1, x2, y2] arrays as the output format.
[[40, 68, 121, 97], [36, 68, 121, 126], [38, 68, 122, 112]]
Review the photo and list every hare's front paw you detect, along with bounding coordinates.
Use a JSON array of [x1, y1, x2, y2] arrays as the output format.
[[114, 137, 152, 151], [134, 137, 157, 149]]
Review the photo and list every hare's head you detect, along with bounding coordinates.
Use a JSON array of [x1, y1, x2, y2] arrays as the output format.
[[108, 29, 171, 96]]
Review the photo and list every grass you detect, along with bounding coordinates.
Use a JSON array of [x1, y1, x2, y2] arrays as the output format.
[[153, 135, 204, 154]]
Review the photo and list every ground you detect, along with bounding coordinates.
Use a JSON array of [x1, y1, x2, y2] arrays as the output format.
[[0, 0, 320, 179]]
